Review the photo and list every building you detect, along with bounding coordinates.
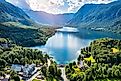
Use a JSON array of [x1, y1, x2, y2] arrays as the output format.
[[11, 64, 36, 78], [22, 64, 36, 78]]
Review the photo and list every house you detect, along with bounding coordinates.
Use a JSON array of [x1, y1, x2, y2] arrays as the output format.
[[11, 64, 22, 72], [11, 64, 36, 78], [22, 64, 36, 78]]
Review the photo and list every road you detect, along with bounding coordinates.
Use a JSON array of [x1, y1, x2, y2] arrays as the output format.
[[26, 71, 40, 81], [59, 67, 69, 81], [26, 59, 50, 81], [26, 68, 40, 81], [26, 60, 68, 81]]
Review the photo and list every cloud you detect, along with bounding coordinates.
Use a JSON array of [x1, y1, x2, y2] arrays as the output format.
[[67, 0, 84, 12], [49, 0, 65, 6], [6, 0, 30, 9], [6, 0, 116, 14], [67, 0, 117, 12]]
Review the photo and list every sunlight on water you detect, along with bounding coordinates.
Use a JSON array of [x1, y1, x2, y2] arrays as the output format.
[[32, 28, 121, 64], [32, 28, 91, 64], [56, 27, 79, 32]]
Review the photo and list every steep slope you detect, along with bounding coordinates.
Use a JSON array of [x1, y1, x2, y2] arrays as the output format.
[[0, 0, 56, 47], [6, 0, 74, 26], [0, 0, 34, 26], [25, 10, 74, 26], [67, 1, 121, 33]]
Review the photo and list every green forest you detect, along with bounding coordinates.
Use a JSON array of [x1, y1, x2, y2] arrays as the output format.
[[1, 0, 121, 81], [0, 38, 61, 81], [65, 38, 121, 81], [0, 22, 56, 47]]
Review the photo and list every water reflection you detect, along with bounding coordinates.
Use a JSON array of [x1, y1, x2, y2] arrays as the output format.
[[32, 28, 121, 64], [33, 32, 91, 64]]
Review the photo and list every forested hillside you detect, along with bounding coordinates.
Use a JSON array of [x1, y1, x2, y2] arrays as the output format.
[[0, 38, 62, 81], [67, 1, 121, 33], [0, 23, 55, 47], [65, 38, 121, 81], [0, 0, 56, 47], [0, 0, 35, 26]]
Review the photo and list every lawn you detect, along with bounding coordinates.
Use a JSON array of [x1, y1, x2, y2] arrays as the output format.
[[84, 55, 95, 63], [32, 79, 41, 81], [111, 48, 119, 53]]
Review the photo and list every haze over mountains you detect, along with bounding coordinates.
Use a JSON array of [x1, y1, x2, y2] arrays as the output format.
[[0, 0, 121, 33], [0, 0, 56, 47], [5, 0, 117, 26], [25, 10, 74, 26]]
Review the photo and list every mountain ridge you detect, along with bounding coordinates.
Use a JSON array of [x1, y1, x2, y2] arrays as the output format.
[[24, 9, 74, 26], [0, 0, 35, 26], [67, 1, 121, 33]]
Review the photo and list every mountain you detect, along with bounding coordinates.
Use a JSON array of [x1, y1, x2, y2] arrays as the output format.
[[0, 0, 35, 26], [5, 0, 74, 26], [24, 10, 74, 26], [67, 1, 121, 33], [0, 0, 56, 47]]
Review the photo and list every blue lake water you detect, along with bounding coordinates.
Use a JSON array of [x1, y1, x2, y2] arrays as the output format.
[[32, 27, 121, 64]]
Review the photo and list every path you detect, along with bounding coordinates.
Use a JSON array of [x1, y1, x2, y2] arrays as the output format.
[[27, 59, 51, 81], [26, 68, 40, 81], [59, 67, 69, 81], [26, 71, 39, 81]]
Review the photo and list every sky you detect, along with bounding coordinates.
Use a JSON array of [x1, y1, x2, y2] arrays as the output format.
[[6, 0, 117, 14]]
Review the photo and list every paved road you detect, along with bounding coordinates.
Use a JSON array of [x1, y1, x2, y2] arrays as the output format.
[[26, 71, 40, 81], [26, 59, 50, 81], [59, 67, 69, 81], [26, 68, 40, 81]]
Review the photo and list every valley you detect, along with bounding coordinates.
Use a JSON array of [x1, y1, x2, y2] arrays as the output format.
[[0, 0, 121, 81]]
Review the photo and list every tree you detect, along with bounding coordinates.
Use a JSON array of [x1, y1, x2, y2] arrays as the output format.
[[10, 70, 17, 79], [45, 54, 49, 59], [57, 69, 62, 77], [69, 63, 73, 69], [73, 61, 76, 66], [114, 69, 120, 77], [0, 49, 3, 54], [77, 55, 81, 62], [13, 58, 20, 64], [22, 57, 29, 64], [12, 75, 20, 81], [48, 64, 57, 76], [7, 58, 12, 64], [0, 71, 5, 78], [20, 58, 29, 65], [41, 66, 47, 77], [0, 59, 7, 68]]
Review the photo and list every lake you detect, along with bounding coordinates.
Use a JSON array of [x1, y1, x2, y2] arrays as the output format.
[[32, 27, 121, 64]]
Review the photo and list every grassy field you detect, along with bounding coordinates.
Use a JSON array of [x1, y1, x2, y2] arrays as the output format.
[[111, 48, 119, 53], [84, 55, 95, 63], [32, 79, 41, 81]]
